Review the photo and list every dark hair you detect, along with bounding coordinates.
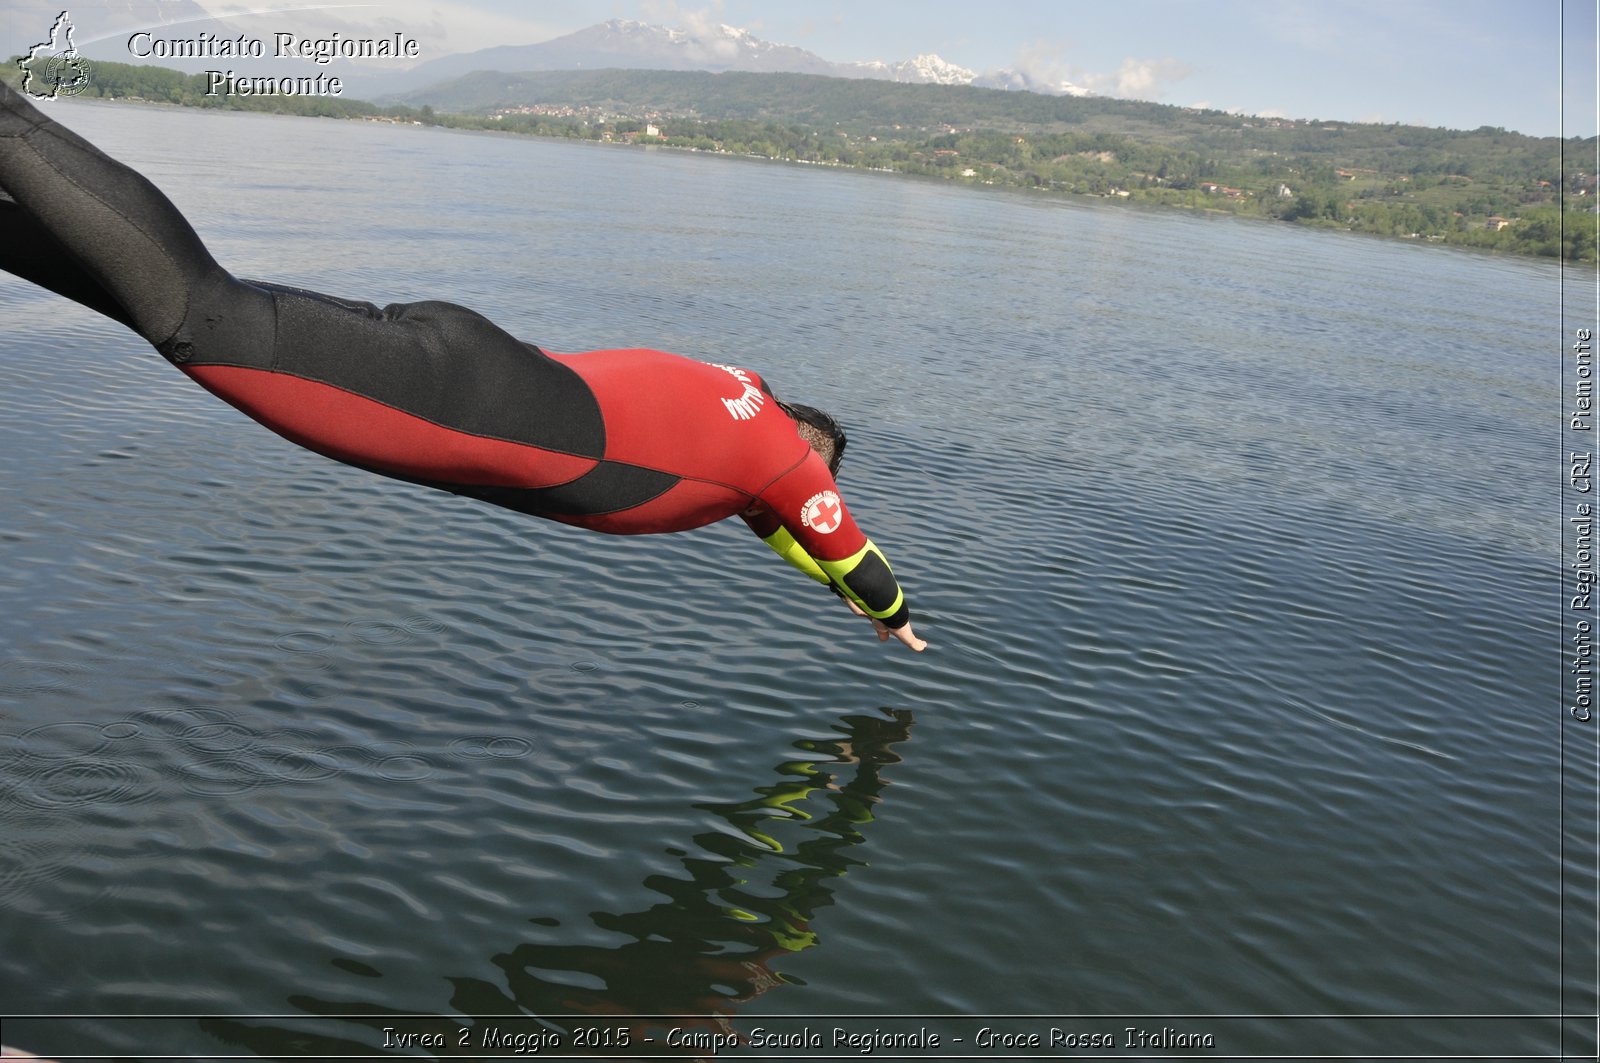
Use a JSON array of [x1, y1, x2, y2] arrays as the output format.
[[777, 399, 848, 477]]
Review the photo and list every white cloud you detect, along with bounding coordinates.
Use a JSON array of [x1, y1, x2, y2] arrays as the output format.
[[1010, 39, 1075, 89], [639, 0, 725, 33], [1081, 56, 1191, 100], [1007, 40, 1190, 101], [638, 0, 751, 61]]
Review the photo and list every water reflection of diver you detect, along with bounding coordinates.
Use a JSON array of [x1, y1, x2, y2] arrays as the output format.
[[207, 709, 914, 1059], [0, 83, 924, 650], [482, 708, 915, 1041]]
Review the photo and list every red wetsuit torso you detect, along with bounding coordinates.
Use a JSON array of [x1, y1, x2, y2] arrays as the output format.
[[546, 349, 858, 548]]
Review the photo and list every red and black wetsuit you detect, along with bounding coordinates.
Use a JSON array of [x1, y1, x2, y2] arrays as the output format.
[[0, 83, 910, 629]]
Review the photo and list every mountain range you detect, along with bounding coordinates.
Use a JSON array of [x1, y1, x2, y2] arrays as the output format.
[[363, 19, 1088, 100]]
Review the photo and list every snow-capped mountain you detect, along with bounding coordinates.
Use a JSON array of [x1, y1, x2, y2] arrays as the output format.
[[839, 53, 978, 86], [531, 19, 843, 76]]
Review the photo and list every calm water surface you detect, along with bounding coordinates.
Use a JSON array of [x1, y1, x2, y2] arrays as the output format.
[[0, 103, 1585, 1059]]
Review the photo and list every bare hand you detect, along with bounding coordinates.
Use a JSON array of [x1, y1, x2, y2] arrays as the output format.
[[842, 596, 927, 652]]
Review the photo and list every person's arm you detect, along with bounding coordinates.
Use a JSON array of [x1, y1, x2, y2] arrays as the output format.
[[741, 511, 832, 586], [745, 457, 926, 651]]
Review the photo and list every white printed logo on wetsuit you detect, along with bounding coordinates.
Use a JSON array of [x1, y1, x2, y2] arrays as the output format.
[[711, 363, 767, 421], [801, 490, 844, 534]]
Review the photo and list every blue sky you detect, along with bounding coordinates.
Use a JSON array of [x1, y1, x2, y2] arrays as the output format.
[[10, 0, 1595, 137]]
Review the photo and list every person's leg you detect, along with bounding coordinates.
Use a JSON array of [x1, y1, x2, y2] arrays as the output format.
[[0, 79, 274, 362], [0, 83, 607, 501], [0, 189, 135, 328]]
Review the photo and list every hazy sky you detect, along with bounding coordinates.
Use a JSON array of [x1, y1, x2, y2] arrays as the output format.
[[11, 0, 1596, 137]]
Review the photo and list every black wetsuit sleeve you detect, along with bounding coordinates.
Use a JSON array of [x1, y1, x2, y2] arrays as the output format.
[[747, 514, 910, 628]]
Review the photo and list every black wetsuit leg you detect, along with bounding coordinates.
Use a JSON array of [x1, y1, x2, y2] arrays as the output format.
[[0, 81, 607, 488], [0, 79, 277, 365], [0, 189, 134, 329]]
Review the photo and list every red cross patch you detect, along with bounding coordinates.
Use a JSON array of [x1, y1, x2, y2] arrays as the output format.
[[802, 491, 843, 534]]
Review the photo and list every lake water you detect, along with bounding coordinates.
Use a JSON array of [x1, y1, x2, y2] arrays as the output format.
[[0, 102, 1589, 1060]]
